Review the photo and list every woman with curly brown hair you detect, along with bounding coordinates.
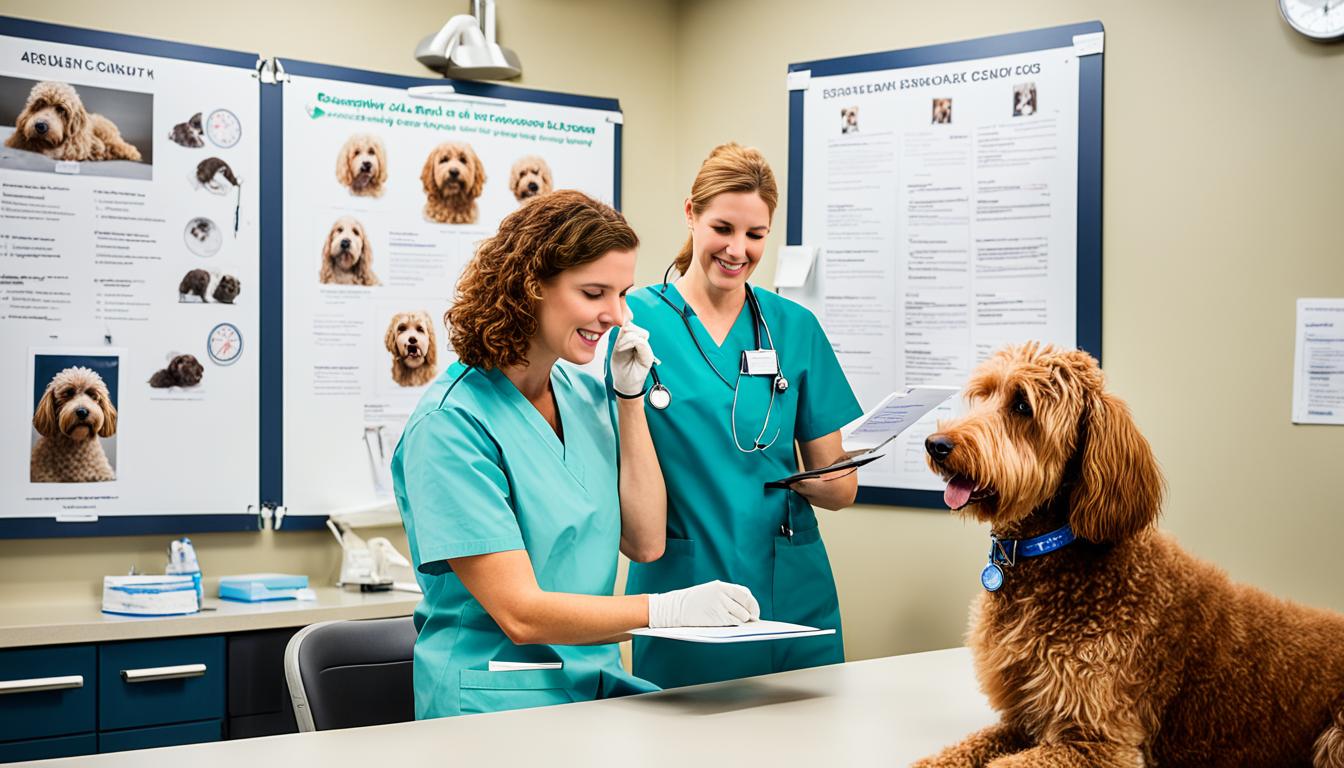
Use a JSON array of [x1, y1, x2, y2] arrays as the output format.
[[392, 190, 760, 720]]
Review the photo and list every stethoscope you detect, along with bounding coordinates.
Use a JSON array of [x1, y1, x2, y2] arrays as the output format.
[[649, 264, 788, 453]]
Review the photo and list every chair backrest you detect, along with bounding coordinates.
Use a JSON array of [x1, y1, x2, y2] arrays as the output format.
[[284, 616, 417, 732]]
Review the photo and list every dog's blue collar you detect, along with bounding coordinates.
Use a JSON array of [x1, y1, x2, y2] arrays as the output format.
[[980, 524, 1076, 592]]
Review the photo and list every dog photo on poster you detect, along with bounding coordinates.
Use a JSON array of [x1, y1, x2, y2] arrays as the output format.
[[280, 71, 618, 516], [0, 27, 260, 523]]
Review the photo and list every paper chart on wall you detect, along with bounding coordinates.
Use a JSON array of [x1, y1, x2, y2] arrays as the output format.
[[280, 73, 618, 517], [787, 45, 1081, 492], [0, 33, 259, 520]]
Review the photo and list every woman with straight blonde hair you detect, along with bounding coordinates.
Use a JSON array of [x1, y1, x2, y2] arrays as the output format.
[[621, 144, 862, 688]]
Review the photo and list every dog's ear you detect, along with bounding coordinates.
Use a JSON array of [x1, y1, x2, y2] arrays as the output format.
[[32, 386, 58, 437], [335, 140, 353, 186], [468, 149, 486, 199], [356, 232, 376, 286], [318, 225, 335, 283], [97, 389, 117, 438], [384, 316, 400, 353], [424, 318, 439, 369], [375, 140, 388, 185], [1069, 388, 1164, 543], [540, 161, 552, 190], [420, 149, 438, 198]]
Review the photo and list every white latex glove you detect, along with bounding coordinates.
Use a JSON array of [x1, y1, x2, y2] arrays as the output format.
[[611, 314, 659, 397], [647, 580, 761, 628]]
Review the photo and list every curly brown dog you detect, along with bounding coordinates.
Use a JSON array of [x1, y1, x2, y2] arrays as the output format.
[[915, 342, 1344, 768], [384, 310, 438, 387], [31, 366, 118, 483], [318, 216, 379, 286], [149, 354, 204, 389], [421, 141, 484, 224], [336, 133, 387, 197], [6, 81, 142, 162], [508, 155, 552, 204]]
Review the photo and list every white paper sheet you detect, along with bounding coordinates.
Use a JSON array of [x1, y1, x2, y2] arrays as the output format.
[[630, 620, 835, 644], [1292, 298, 1344, 425], [773, 245, 818, 288], [844, 387, 958, 448]]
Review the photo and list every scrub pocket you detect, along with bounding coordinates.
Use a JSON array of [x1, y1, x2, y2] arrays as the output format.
[[772, 522, 844, 669], [458, 667, 575, 715]]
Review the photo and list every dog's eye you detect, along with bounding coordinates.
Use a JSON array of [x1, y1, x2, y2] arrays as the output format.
[[63, 387, 75, 399], [397, 324, 407, 332], [1012, 395, 1033, 417]]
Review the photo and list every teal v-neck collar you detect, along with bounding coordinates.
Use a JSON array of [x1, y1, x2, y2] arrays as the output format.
[[662, 282, 753, 363], [482, 365, 587, 487]]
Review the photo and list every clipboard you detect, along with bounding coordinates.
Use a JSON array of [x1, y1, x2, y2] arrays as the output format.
[[765, 452, 885, 489]]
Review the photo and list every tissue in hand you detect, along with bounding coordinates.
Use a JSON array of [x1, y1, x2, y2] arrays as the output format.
[[102, 575, 200, 616]]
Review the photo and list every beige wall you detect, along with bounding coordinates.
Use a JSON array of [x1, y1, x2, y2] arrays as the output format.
[[3, 1, 1342, 666], [675, 0, 1344, 659]]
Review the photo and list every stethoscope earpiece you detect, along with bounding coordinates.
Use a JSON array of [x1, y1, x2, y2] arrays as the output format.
[[775, 375, 789, 393]]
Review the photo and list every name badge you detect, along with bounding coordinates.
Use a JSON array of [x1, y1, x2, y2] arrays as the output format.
[[740, 349, 779, 376]]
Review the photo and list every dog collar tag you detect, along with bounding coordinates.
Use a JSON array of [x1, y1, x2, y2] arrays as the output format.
[[980, 562, 1005, 592]]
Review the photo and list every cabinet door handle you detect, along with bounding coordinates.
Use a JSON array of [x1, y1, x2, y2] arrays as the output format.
[[121, 663, 207, 683], [0, 674, 84, 694]]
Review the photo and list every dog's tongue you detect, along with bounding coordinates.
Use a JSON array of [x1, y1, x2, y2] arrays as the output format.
[[944, 476, 975, 510]]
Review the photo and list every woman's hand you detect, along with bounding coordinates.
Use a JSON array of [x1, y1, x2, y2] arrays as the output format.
[[789, 431, 859, 510], [611, 315, 658, 397]]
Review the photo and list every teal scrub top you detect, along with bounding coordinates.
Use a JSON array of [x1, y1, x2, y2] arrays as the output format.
[[392, 361, 657, 719], [624, 284, 863, 689]]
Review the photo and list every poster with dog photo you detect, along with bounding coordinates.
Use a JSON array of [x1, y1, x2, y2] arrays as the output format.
[[0, 28, 259, 521], [280, 71, 618, 515], [794, 44, 1081, 493]]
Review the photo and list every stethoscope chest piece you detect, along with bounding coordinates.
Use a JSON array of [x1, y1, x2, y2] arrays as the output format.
[[648, 383, 671, 410]]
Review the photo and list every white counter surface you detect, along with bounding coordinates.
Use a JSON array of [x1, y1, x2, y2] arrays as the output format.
[[0, 587, 420, 648], [18, 646, 996, 767]]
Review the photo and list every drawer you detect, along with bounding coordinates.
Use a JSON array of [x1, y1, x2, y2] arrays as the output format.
[[99, 636, 224, 731], [0, 732, 96, 764], [98, 719, 221, 754], [0, 645, 96, 742]]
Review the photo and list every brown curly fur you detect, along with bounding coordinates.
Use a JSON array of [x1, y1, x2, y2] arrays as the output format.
[[446, 189, 637, 370], [318, 216, 379, 286], [31, 366, 117, 483], [914, 342, 1344, 768], [384, 310, 438, 387], [335, 133, 387, 197], [421, 141, 485, 224], [509, 154, 552, 203], [6, 81, 141, 162], [148, 354, 204, 388]]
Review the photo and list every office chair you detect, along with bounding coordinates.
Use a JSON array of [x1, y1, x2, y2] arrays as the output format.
[[284, 616, 417, 731]]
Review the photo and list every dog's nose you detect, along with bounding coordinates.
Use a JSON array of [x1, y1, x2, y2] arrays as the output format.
[[925, 434, 954, 462], [360, 161, 372, 172], [35, 121, 48, 135], [75, 407, 89, 420], [527, 181, 538, 192], [339, 238, 351, 249], [448, 167, 460, 178]]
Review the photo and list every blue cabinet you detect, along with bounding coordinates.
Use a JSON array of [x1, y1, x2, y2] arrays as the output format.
[[0, 644, 96, 743], [0, 733, 97, 763], [98, 636, 225, 731], [98, 719, 223, 754], [0, 635, 229, 764]]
